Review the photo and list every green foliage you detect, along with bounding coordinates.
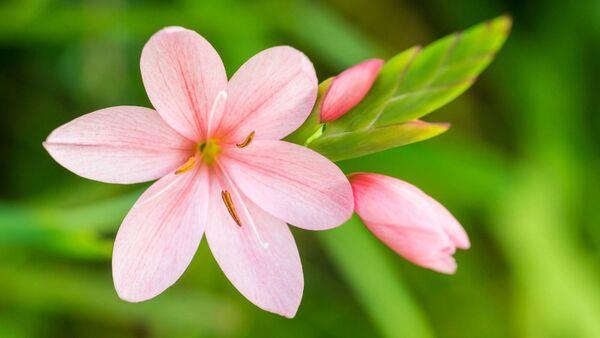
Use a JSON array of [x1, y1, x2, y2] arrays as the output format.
[[375, 15, 511, 126], [319, 216, 434, 338], [300, 15, 511, 161], [0, 259, 241, 336]]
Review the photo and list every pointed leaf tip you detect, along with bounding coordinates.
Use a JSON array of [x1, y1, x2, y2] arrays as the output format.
[[324, 15, 511, 132]]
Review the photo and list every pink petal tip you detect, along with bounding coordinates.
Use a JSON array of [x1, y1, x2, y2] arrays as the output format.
[[320, 59, 384, 123]]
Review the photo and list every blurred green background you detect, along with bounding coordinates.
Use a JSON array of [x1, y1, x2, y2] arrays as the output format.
[[1, 0, 599, 337]]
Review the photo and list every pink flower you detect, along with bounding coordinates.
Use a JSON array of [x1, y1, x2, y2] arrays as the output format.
[[349, 173, 470, 274], [43, 27, 354, 317], [320, 59, 384, 122]]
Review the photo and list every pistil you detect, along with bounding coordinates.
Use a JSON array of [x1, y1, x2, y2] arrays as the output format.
[[206, 90, 228, 139]]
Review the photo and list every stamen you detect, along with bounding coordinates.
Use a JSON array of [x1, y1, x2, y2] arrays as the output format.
[[216, 163, 269, 249], [175, 156, 196, 175], [206, 90, 228, 139], [236, 131, 255, 148], [221, 190, 242, 227]]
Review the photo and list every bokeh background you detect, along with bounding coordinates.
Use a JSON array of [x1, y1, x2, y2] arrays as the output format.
[[1, 0, 599, 337]]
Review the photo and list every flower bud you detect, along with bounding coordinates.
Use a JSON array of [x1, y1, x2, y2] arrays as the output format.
[[349, 173, 470, 274], [320, 59, 384, 122]]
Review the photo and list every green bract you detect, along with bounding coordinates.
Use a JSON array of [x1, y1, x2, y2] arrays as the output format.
[[288, 15, 511, 162], [310, 121, 449, 162]]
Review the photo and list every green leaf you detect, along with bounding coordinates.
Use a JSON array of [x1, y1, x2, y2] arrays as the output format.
[[299, 15, 511, 161], [310, 120, 449, 162], [376, 15, 511, 126], [334, 15, 511, 129]]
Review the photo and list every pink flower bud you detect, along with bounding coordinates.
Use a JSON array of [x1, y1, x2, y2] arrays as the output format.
[[320, 59, 384, 122], [349, 173, 470, 274]]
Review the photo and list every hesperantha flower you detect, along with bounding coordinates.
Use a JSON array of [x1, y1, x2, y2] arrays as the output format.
[[349, 173, 470, 273], [43, 26, 354, 317]]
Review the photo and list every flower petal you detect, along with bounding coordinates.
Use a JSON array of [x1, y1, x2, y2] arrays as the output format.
[[43, 106, 193, 184], [217, 46, 317, 142], [320, 59, 384, 122], [205, 177, 303, 318], [349, 173, 468, 274], [113, 166, 210, 302], [429, 198, 471, 249], [221, 140, 353, 230], [141, 26, 227, 141], [421, 254, 457, 275]]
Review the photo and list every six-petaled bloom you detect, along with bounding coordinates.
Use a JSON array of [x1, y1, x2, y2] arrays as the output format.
[[349, 173, 470, 274], [43, 26, 354, 317]]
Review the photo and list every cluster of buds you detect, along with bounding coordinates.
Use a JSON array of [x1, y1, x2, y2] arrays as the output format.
[[321, 60, 470, 273]]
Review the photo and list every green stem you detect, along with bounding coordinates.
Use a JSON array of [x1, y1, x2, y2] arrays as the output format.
[[317, 216, 435, 338]]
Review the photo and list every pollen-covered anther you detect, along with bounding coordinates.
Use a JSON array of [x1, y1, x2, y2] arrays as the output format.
[[236, 131, 255, 148], [174, 156, 196, 175], [221, 190, 242, 226]]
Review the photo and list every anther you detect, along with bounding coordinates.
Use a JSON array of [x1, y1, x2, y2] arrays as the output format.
[[221, 190, 242, 226], [216, 163, 269, 249], [236, 131, 255, 148], [175, 156, 196, 175]]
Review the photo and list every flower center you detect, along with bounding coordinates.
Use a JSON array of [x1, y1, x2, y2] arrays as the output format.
[[174, 138, 220, 175], [199, 138, 221, 165]]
